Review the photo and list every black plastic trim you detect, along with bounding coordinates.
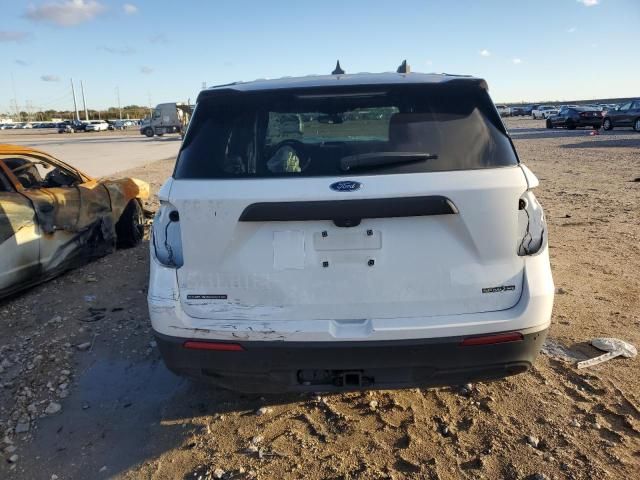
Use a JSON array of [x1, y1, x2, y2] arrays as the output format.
[[154, 327, 548, 393], [238, 196, 458, 223]]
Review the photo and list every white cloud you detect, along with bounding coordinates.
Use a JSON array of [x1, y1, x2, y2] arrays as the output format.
[[140, 66, 153, 74], [99, 45, 135, 55], [512, 58, 522, 65], [123, 3, 137, 14], [41, 74, 60, 82], [479, 49, 491, 57], [149, 33, 168, 44], [425, 59, 433, 66], [25, 0, 106, 27], [15, 59, 30, 66], [577, 0, 599, 6], [0, 31, 31, 42], [567, 26, 577, 33]]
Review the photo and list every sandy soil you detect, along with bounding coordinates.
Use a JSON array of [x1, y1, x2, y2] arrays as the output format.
[[0, 118, 638, 480]]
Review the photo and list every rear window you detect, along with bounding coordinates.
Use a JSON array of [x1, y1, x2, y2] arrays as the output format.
[[174, 84, 518, 179]]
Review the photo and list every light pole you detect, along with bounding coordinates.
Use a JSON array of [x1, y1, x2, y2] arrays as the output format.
[[116, 86, 122, 120], [80, 81, 89, 121], [70, 79, 80, 121]]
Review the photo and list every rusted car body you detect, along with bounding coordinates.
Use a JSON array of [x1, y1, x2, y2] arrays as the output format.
[[0, 144, 149, 299]]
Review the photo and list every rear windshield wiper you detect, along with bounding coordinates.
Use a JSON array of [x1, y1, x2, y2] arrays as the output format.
[[340, 152, 438, 171]]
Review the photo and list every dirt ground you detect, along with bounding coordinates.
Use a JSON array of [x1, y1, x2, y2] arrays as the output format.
[[0, 118, 638, 480]]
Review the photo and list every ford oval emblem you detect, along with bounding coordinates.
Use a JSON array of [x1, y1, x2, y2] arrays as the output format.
[[330, 180, 361, 192]]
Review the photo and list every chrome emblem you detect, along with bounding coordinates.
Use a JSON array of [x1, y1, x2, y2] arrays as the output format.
[[330, 180, 361, 192]]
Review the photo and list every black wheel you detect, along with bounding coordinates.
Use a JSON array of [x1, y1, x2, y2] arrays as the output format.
[[546, 119, 553, 129], [566, 121, 576, 130], [634, 118, 640, 132], [602, 118, 613, 131], [115, 200, 144, 248], [144, 127, 154, 137]]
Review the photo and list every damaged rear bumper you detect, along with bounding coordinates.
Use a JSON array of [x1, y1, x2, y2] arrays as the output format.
[[154, 326, 548, 393]]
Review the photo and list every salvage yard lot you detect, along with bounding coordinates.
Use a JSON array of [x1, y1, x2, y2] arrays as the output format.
[[0, 129, 181, 178], [0, 118, 638, 479]]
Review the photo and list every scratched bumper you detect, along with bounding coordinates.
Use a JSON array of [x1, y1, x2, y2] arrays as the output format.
[[153, 327, 548, 393]]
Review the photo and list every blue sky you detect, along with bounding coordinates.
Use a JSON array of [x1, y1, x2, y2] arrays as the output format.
[[1, 0, 638, 112]]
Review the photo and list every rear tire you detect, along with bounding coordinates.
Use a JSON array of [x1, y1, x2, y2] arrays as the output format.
[[144, 127, 154, 138], [546, 119, 553, 129], [634, 118, 640, 132], [602, 118, 613, 131], [115, 200, 144, 248]]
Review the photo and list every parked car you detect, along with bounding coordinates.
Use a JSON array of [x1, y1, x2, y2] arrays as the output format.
[[109, 119, 134, 130], [546, 106, 603, 130], [531, 106, 558, 119], [602, 100, 640, 131], [57, 120, 85, 133], [149, 70, 554, 393], [0, 144, 149, 299], [510, 106, 527, 116], [85, 120, 109, 132], [495, 105, 511, 117], [521, 105, 539, 116]]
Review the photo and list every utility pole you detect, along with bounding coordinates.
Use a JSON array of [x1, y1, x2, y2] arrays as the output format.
[[147, 91, 153, 117], [70, 78, 80, 121], [11, 73, 20, 120], [80, 80, 89, 121], [116, 86, 122, 120]]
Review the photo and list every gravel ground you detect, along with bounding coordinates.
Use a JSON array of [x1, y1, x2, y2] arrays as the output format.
[[0, 118, 638, 479]]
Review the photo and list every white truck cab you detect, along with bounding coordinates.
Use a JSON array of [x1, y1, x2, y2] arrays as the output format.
[[140, 103, 192, 137]]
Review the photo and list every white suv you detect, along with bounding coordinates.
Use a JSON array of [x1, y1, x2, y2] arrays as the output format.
[[148, 71, 554, 393], [532, 106, 559, 119], [85, 120, 109, 131]]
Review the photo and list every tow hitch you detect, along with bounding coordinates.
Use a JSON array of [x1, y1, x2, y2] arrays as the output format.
[[297, 370, 374, 388]]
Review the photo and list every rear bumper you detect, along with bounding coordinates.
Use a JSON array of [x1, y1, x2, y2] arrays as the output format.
[[154, 326, 548, 393]]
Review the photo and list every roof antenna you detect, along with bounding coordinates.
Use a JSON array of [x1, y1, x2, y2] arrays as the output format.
[[332, 60, 345, 75], [397, 60, 411, 74]]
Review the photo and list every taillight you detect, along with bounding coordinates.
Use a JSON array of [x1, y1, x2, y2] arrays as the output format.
[[517, 190, 546, 256], [460, 332, 523, 346], [152, 201, 184, 268]]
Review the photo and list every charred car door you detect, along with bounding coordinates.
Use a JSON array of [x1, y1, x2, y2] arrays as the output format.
[[0, 162, 40, 295], [1, 153, 115, 278]]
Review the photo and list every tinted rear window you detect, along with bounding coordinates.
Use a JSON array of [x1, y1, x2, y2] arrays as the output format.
[[174, 84, 518, 179]]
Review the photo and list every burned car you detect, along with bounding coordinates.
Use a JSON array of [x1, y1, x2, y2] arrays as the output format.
[[0, 144, 149, 299]]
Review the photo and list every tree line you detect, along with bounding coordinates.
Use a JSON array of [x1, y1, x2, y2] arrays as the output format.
[[4, 105, 153, 122]]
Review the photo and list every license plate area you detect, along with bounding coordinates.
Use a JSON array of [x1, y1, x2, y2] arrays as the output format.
[[313, 229, 382, 251]]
